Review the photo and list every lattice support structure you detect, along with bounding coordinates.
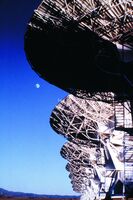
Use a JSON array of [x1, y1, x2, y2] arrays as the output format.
[[50, 94, 114, 144], [24, 0, 133, 100], [50, 94, 133, 199], [36, 0, 133, 48], [114, 101, 133, 132], [24, 1, 133, 199]]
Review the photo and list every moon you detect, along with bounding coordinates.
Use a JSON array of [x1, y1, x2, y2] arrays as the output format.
[[35, 83, 40, 88]]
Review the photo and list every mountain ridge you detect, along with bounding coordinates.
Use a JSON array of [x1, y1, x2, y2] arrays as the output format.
[[0, 188, 79, 198]]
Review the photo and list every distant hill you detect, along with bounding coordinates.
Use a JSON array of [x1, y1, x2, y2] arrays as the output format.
[[0, 188, 80, 199]]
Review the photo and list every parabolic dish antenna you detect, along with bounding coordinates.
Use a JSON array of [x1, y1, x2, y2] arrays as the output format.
[[51, 93, 133, 198], [24, 1, 133, 199], [24, 0, 133, 99], [60, 141, 94, 167], [50, 94, 114, 144]]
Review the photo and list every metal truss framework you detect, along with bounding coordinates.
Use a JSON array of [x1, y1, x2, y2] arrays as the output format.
[[50, 93, 133, 199], [36, 0, 133, 49], [25, 0, 133, 101], [50, 94, 114, 143], [24, 0, 133, 199], [61, 142, 105, 197]]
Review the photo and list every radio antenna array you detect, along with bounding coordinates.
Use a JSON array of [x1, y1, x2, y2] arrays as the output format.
[[51, 94, 133, 199], [24, 0, 133, 199]]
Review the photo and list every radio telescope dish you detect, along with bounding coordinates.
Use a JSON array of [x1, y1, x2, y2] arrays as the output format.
[[60, 142, 103, 199], [60, 136, 133, 199], [60, 141, 98, 167], [24, 1, 133, 199], [50, 94, 114, 144], [51, 93, 133, 198], [24, 0, 133, 98]]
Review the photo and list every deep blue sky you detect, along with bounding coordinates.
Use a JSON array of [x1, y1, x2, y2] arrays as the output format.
[[0, 0, 77, 195]]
